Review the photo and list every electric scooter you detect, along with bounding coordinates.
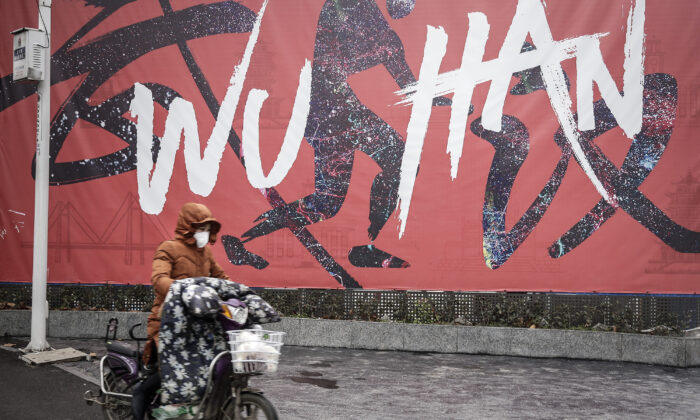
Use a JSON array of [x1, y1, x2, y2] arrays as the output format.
[[84, 297, 284, 420]]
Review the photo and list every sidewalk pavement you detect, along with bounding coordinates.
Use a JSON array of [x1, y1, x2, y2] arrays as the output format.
[[2, 336, 699, 419], [4, 311, 698, 367]]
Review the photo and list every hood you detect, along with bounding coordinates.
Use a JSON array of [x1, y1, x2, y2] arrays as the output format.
[[174, 203, 222, 246]]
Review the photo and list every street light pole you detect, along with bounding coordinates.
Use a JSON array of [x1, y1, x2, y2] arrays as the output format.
[[26, 0, 52, 352]]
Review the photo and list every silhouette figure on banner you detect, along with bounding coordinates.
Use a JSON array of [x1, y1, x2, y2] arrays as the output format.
[[223, 0, 451, 269]]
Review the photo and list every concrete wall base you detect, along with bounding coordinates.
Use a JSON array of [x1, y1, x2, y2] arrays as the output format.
[[2, 311, 697, 367]]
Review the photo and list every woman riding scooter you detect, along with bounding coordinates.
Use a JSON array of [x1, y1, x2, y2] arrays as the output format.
[[133, 202, 232, 420]]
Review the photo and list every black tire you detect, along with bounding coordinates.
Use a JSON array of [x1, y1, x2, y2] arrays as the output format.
[[222, 392, 278, 420], [102, 367, 135, 420]]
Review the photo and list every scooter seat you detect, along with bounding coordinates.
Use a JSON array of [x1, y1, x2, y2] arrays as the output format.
[[106, 341, 138, 357]]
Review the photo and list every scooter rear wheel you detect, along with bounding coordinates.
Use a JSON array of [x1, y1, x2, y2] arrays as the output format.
[[102, 368, 134, 420], [222, 392, 278, 420]]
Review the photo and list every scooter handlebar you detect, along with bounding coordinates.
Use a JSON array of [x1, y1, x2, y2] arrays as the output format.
[[129, 323, 147, 341]]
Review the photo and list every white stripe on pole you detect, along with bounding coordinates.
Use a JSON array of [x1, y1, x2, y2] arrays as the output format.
[[27, 0, 52, 353]]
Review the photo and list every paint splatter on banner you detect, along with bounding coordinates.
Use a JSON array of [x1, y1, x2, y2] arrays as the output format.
[[0, 0, 698, 292]]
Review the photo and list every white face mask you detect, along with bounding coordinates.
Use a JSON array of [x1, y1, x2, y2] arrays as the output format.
[[193, 230, 210, 248]]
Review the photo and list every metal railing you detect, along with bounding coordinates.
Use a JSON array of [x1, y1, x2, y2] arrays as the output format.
[[0, 284, 697, 331]]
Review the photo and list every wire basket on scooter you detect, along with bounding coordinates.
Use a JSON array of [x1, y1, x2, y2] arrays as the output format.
[[227, 330, 285, 374]]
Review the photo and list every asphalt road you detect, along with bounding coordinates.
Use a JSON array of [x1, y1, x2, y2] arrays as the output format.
[[2, 336, 699, 419], [0, 343, 103, 420]]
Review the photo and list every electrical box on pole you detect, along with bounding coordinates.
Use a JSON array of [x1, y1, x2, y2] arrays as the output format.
[[11, 27, 46, 82]]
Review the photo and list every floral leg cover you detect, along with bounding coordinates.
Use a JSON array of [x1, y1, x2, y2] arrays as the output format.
[[158, 277, 280, 404]]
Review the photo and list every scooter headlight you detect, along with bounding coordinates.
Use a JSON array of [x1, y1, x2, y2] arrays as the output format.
[[221, 303, 248, 325]]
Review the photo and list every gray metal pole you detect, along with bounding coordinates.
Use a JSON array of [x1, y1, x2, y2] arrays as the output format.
[[27, 0, 52, 352]]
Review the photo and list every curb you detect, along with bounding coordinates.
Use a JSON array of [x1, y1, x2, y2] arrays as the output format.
[[1, 310, 698, 367]]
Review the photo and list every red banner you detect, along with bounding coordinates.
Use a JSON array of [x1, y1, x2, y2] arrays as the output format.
[[1, 0, 699, 292]]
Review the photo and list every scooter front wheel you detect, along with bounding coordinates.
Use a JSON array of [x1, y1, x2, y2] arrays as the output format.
[[222, 392, 278, 420]]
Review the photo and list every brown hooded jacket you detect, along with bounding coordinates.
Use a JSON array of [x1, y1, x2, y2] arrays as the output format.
[[143, 203, 229, 364]]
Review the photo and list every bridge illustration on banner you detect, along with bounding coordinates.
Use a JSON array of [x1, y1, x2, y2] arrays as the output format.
[[21, 192, 169, 266]]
